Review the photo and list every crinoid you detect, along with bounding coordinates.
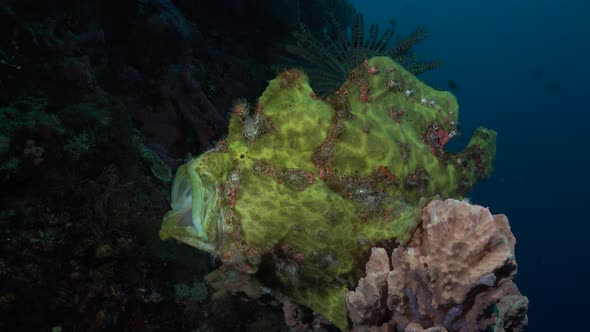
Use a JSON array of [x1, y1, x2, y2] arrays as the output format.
[[283, 13, 442, 95]]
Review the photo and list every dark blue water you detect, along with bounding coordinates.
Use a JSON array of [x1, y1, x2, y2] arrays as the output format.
[[351, 0, 590, 330]]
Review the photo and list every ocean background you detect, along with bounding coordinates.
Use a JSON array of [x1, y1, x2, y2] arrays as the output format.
[[1, 0, 587, 330], [349, 0, 590, 330]]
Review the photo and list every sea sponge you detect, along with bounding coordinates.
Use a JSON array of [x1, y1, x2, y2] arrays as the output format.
[[346, 199, 528, 331]]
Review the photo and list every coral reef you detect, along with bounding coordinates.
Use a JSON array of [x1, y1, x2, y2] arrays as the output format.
[[160, 56, 496, 329], [346, 199, 528, 331], [1, 0, 365, 329]]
